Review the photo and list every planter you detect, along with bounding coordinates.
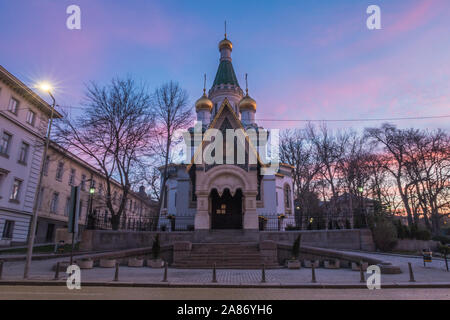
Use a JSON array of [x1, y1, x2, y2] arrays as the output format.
[[147, 258, 164, 268], [77, 259, 94, 269], [287, 260, 301, 269], [128, 258, 144, 267], [99, 259, 116, 268], [303, 260, 319, 268], [352, 262, 368, 271], [324, 260, 340, 269]]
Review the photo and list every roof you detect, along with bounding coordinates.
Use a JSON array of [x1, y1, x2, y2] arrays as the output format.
[[212, 60, 240, 88], [0, 65, 63, 119]]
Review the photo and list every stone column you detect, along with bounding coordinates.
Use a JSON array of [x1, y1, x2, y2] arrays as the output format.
[[194, 191, 210, 230], [243, 191, 258, 230]]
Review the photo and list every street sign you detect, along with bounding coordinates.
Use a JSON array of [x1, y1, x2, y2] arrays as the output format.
[[68, 186, 80, 234], [422, 250, 432, 266]]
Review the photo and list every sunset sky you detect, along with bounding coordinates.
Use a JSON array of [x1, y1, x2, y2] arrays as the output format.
[[1, 0, 449, 130]]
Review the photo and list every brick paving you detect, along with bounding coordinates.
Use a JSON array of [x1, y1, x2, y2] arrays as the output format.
[[1, 251, 449, 284]]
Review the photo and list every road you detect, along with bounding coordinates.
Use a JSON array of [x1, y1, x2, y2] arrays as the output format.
[[0, 286, 449, 300]]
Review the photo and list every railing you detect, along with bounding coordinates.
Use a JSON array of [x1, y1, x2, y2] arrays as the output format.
[[87, 212, 155, 231], [86, 212, 369, 232]]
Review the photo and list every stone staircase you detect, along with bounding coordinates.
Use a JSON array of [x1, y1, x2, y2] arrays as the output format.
[[172, 242, 281, 269]]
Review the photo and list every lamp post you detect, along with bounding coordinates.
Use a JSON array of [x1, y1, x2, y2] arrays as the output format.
[[23, 83, 56, 279]]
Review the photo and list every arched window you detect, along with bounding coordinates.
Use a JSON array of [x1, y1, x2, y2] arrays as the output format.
[[284, 184, 291, 209]]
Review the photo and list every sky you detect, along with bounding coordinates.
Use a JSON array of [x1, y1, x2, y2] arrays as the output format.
[[0, 0, 449, 131]]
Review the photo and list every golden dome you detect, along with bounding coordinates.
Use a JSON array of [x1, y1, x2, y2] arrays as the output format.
[[219, 38, 232, 51], [195, 93, 213, 112], [239, 93, 256, 112]]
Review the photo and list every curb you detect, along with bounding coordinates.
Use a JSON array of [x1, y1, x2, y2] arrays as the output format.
[[0, 280, 449, 289]]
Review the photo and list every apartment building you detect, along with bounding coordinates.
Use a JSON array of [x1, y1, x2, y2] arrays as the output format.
[[35, 142, 158, 243], [0, 65, 62, 246]]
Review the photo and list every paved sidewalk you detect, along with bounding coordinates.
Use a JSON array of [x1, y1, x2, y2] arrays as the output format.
[[1, 251, 449, 286]]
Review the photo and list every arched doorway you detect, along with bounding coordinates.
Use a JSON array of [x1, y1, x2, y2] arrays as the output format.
[[210, 188, 243, 229]]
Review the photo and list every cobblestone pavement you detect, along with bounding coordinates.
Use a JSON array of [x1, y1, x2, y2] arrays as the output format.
[[1, 251, 449, 284]]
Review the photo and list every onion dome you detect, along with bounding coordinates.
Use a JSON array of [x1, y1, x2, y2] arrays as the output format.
[[219, 38, 232, 51], [239, 92, 256, 112], [195, 91, 213, 112]]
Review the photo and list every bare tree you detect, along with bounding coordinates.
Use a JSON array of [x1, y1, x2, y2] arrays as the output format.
[[151, 81, 193, 224], [307, 123, 348, 229], [280, 128, 322, 229], [54, 77, 154, 230], [365, 123, 415, 226]]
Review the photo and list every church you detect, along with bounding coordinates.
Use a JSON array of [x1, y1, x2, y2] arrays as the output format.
[[157, 33, 295, 234]]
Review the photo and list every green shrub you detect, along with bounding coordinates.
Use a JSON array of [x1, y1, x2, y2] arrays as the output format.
[[291, 235, 301, 259], [437, 243, 450, 255], [152, 234, 161, 260], [411, 226, 431, 241], [433, 235, 450, 245], [372, 220, 398, 252]]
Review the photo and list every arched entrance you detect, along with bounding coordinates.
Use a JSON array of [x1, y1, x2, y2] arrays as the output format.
[[210, 188, 243, 229]]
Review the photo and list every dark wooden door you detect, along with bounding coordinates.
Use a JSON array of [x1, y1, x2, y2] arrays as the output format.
[[211, 189, 242, 229]]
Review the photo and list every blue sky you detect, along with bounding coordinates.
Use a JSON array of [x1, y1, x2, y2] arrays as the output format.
[[0, 0, 449, 130]]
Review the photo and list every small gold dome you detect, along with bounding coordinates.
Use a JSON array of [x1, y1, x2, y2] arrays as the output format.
[[239, 94, 256, 112], [195, 93, 213, 112], [219, 38, 232, 51]]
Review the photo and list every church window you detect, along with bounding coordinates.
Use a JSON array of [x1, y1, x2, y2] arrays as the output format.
[[284, 185, 291, 209], [163, 186, 168, 209]]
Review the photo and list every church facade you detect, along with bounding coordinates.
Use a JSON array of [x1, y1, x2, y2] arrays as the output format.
[[158, 35, 295, 232]]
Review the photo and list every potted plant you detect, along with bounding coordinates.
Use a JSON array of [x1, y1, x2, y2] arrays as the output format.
[[147, 234, 164, 268], [258, 216, 268, 231], [77, 258, 94, 269], [128, 256, 144, 267], [287, 235, 301, 269], [99, 258, 116, 268], [167, 214, 176, 231]]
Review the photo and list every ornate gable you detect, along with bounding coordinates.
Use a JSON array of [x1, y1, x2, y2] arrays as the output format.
[[188, 98, 265, 170]]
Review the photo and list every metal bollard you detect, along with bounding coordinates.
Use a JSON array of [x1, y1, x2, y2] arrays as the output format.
[[445, 254, 449, 272], [359, 261, 365, 283], [311, 262, 317, 283], [114, 262, 119, 281], [0, 260, 3, 280], [54, 262, 60, 280], [162, 261, 168, 282], [408, 262, 415, 282], [261, 264, 266, 283], [212, 263, 217, 283]]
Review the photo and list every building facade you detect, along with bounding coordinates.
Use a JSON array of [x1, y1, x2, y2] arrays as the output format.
[[0, 65, 62, 246], [158, 36, 295, 232], [35, 143, 158, 243]]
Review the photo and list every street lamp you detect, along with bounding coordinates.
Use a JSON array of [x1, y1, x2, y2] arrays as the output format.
[[23, 83, 56, 279]]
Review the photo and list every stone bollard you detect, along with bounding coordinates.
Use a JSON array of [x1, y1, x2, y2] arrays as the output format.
[[408, 262, 415, 282], [114, 262, 119, 281], [212, 263, 217, 283], [261, 264, 266, 283], [359, 261, 365, 283], [162, 261, 168, 282], [0, 260, 3, 280], [54, 262, 60, 280], [311, 263, 317, 283]]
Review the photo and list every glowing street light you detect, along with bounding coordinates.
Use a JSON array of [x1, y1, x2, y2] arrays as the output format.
[[39, 82, 52, 92]]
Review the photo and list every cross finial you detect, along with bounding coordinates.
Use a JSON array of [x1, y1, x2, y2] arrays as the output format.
[[245, 73, 248, 95], [203, 74, 207, 94], [224, 21, 227, 39]]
